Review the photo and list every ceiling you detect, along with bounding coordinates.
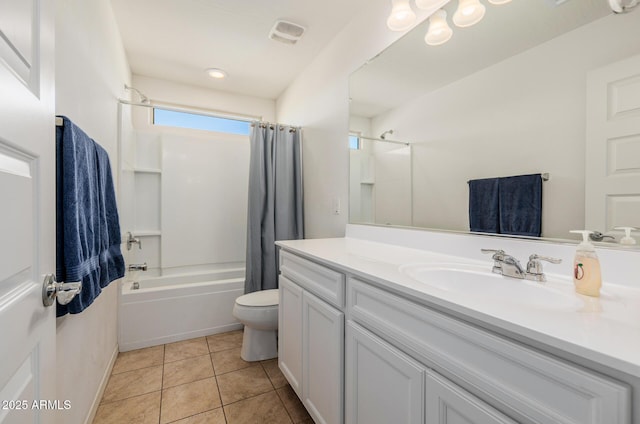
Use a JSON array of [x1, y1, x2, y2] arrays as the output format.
[[110, 0, 371, 100], [350, 0, 612, 118]]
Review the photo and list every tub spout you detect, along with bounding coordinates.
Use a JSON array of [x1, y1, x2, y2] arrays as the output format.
[[128, 262, 148, 271]]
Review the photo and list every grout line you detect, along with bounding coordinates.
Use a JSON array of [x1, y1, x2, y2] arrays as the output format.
[[274, 388, 297, 424], [158, 344, 165, 424], [210, 353, 228, 423], [97, 390, 163, 406]]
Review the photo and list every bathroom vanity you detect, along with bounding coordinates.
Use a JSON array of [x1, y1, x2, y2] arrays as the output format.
[[276, 228, 640, 424]]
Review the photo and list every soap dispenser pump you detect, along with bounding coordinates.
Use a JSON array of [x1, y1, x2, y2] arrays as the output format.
[[570, 230, 602, 297], [614, 226, 637, 246]]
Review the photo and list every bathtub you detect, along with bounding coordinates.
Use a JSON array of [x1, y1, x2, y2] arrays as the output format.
[[119, 268, 245, 351]]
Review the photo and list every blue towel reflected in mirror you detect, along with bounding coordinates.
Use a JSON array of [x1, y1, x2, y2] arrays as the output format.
[[468, 174, 542, 237]]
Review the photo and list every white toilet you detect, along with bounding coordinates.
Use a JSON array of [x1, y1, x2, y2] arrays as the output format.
[[232, 289, 279, 361]]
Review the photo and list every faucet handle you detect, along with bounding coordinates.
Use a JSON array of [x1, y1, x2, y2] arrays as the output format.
[[526, 254, 562, 282], [528, 254, 562, 264], [481, 248, 505, 259]]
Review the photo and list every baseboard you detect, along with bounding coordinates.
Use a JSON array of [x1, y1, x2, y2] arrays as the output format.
[[84, 343, 119, 424], [119, 323, 243, 352]]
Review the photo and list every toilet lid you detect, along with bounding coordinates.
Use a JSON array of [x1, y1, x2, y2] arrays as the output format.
[[236, 289, 279, 307]]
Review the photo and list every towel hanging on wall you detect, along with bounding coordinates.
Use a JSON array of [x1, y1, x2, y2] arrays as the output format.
[[56, 116, 125, 316]]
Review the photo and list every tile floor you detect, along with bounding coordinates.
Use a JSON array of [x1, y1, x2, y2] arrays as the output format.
[[93, 330, 314, 424]]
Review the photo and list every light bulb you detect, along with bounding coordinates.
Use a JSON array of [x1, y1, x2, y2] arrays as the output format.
[[415, 0, 441, 10], [453, 0, 486, 28], [487, 0, 511, 4], [387, 0, 417, 31], [206, 68, 227, 79], [424, 9, 452, 46]]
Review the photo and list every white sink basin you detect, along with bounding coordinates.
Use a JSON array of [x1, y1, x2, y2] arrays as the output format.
[[399, 263, 582, 310]]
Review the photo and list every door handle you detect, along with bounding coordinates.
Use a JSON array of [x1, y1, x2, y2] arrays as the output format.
[[42, 274, 82, 307]]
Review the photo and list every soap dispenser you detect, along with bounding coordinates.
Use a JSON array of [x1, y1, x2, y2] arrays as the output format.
[[570, 230, 602, 297], [614, 226, 637, 246]]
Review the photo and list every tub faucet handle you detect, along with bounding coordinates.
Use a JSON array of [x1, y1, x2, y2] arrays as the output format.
[[128, 262, 148, 272], [126, 232, 142, 250]]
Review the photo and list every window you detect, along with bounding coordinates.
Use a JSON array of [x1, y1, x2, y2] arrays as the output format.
[[349, 134, 360, 150], [153, 108, 251, 136]]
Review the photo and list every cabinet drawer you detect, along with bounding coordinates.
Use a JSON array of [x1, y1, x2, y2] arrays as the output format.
[[280, 251, 345, 309], [347, 278, 630, 424]]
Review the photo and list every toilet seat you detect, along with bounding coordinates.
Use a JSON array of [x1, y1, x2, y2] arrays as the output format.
[[235, 289, 279, 307]]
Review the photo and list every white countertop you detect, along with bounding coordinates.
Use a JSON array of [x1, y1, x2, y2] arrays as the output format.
[[277, 237, 640, 378]]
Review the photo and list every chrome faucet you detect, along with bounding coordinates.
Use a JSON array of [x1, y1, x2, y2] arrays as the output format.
[[481, 249, 561, 282], [589, 231, 615, 242], [128, 262, 148, 272], [481, 249, 526, 279]]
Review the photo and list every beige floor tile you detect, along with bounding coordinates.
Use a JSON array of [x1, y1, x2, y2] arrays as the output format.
[[216, 365, 274, 405], [112, 345, 164, 375], [165, 338, 210, 363], [277, 385, 313, 424], [160, 377, 222, 424], [93, 391, 161, 424], [224, 391, 292, 424], [163, 355, 215, 388], [211, 348, 251, 375], [206, 330, 243, 353], [101, 366, 163, 404], [169, 407, 226, 424], [261, 359, 288, 389]]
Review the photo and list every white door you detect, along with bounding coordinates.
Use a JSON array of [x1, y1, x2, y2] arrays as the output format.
[[425, 371, 517, 424], [0, 0, 56, 423], [345, 322, 424, 424], [302, 291, 344, 424], [586, 53, 640, 235], [278, 276, 304, 398]]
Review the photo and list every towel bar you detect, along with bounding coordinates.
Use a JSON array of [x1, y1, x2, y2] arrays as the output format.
[[468, 173, 550, 183]]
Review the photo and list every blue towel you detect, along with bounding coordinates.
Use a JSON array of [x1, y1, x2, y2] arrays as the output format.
[[498, 174, 542, 237], [468, 178, 500, 234], [56, 116, 125, 316]]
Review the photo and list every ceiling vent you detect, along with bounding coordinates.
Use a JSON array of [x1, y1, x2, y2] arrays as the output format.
[[269, 20, 305, 45]]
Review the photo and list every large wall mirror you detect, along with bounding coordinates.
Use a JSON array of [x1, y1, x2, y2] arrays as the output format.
[[349, 0, 640, 247]]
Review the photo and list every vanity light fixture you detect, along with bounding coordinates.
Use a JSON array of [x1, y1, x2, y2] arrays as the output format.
[[425, 9, 453, 45], [206, 68, 227, 79], [487, 0, 511, 4], [453, 0, 486, 28], [387, 0, 417, 31], [415, 0, 442, 9]]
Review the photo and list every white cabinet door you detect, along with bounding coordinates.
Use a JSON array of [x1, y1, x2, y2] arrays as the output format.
[[279, 276, 304, 397], [425, 371, 516, 424], [302, 291, 344, 424], [0, 1, 56, 423], [345, 321, 424, 424]]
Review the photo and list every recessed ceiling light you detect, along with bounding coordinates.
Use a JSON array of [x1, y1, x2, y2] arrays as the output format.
[[206, 68, 227, 79]]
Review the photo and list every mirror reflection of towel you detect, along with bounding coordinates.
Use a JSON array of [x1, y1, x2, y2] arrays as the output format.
[[468, 178, 499, 234], [498, 174, 542, 237], [468, 174, 542, 237]]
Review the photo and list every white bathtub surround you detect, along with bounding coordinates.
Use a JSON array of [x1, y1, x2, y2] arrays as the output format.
[[119, 268, 244, 351], [276, 226, 640, 423]]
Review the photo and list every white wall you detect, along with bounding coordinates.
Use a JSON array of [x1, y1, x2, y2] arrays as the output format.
[[277, 0, 446, 238], [133, 75, 276, 122], [370, 12, 640, 239], [54, 0, 131, 423]]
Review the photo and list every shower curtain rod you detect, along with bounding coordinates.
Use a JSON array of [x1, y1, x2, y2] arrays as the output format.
[[358, 135, 410, 146], [251, 121, 301, 133]]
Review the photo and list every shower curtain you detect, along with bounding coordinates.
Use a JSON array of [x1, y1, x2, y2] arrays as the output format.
[[245, 123, 303, 293]]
